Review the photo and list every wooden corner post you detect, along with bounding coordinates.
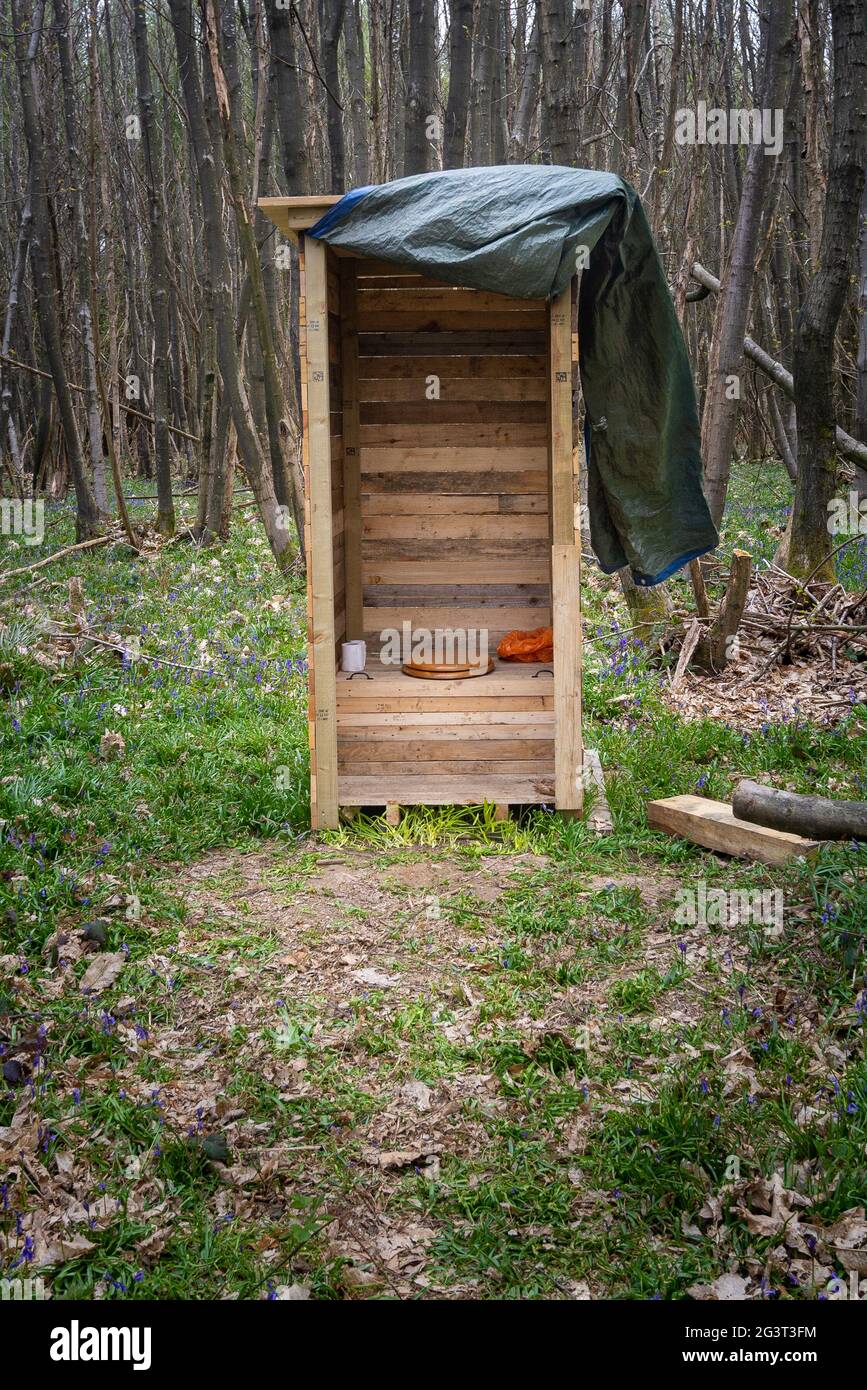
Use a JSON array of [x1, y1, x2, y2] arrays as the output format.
[[339, 259, 363, 640], [549, 278, 583, 813], [301, 236, 339, 828]]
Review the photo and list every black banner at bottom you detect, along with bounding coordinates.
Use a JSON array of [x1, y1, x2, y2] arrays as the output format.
[[3, 1294, 860, 1378]]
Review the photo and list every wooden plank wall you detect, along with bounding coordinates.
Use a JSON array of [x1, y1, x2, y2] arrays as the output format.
[[329, 256, 556, 805], [328, 252, 346, 653], [354, 258, 552, 647]]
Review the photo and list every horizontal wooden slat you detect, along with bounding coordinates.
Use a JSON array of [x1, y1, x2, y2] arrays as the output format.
[[358, 354, 547, 378], [363, 606, 549, 631], [362, 560, 550, 584], [339, 739, 554, 763], [362, 469, 547, 495], [362, 583, 549, 604], [361, 444, 546, 470], [357, 288, 546, 313], [339, 759, 553, 776], [361, 538, 548, 560], [359, 401, 547, 425], [358, 377, 546, 404], [358, 331, 546, 356], [361, 514, 548, 540], [336, 697, 554, 713], [338, 774, 555, 805], [360, 424, 546, 446], [357, 311, 548, 333], [361, 493, 547, 515], [337, 717, 555, 735], [337, 670, 553, 699]]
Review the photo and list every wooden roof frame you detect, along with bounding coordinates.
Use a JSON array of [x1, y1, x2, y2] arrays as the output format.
[[258, 196, 341, 242]]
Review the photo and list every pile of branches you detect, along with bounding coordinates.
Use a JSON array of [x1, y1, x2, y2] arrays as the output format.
[[736, 567, 867, 680], [664, 559, 867, 726]]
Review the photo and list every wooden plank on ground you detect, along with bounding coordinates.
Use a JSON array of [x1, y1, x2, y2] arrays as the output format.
[[646, 795, 820, 865]]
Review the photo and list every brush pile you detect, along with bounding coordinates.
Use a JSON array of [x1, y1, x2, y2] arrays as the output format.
[[667, 565, 867, 727]]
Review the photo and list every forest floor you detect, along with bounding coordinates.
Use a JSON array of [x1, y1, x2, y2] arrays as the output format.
[[1, 460, 865, 1300]]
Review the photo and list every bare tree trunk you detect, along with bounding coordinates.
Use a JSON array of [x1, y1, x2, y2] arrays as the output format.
[[132, 0, 175, 536], [798, 0, 826, 270], [469, 0, 496, 164], [11, 0, 99, 540], [404, 0, 437, 173], [211, 0, 305, 553], [0, 171, 32, 493], [702, 0, 793, 527], [54, 0, 107, 515], [319, 0, 346, 192], [855, 179, 867, 478], [343, 0, 369, 185], [509, 12, 540, 161], [781, 0, 866, 579], [269, 0, 312, 193], [169, 0, 293, 571], [443, 0, 474, 168], [538, 0, 576, 163]]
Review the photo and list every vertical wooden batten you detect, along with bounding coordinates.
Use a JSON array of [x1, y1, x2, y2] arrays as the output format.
[[339, 259, 363, 639], [302, 235, 339, 828], [549, 277, 583, 812], [549, 283, 574, 546]]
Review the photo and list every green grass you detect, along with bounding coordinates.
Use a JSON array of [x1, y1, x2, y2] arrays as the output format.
[[1, 464, 865, 1300]]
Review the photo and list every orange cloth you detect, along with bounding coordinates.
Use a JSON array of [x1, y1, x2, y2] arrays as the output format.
[[497, 627, 554, 663]]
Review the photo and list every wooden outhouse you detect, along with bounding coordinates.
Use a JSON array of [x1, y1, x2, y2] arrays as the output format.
[[260, 195, 584, 830]]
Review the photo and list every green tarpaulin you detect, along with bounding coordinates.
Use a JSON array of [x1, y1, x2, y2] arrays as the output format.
[[310, 165, 717, 585]]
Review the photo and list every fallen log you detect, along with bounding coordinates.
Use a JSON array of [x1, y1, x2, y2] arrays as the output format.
[[732, 778, 867, 841], [0, 534, 111, 584]]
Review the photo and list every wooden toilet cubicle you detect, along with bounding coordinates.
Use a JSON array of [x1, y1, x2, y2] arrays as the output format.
[[260, 195, 584, 830]]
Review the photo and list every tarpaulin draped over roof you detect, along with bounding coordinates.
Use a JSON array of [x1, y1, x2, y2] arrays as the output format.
[[309, 166, 718, 586]]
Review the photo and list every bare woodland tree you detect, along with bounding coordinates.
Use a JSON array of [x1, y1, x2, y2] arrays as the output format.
[[1, 0, 864, 599], [780, 0, 867, 577]]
